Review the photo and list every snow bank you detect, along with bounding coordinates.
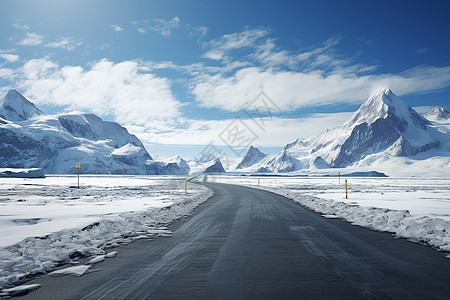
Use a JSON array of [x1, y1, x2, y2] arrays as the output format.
[[0, 168, 45, 178], [209, 176, 450, 252], [0, 176, 213, 291], [274, 191, 450, 251]]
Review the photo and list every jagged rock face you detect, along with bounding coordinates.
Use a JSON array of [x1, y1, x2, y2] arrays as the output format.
[[0, 90, 44, 122], [236, 146, 266, 169], [203, 158, 225, 173], [0, 90, 189, 175], [313, 156, 329, 169], [333, 114, 405, 167]]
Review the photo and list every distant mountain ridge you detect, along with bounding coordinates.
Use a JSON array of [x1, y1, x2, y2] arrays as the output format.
[[424, 106, 450, 121], [236, 88, 449, 174], [0, 89, 189, 175]]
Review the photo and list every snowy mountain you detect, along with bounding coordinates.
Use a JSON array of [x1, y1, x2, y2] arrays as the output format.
[[256, 149, 300, 173], [0, 90, 189, 175], [236, 146, 266, 169], [424, 106, 450, 121], [248, 88, 449, 174], [203, 158, 225, 173], [0, 89, 44, 122]]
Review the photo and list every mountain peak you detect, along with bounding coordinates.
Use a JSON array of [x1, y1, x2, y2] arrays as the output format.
[[344, 88, 429, 129], [0, 89, 44, 122], [236, 145, 266, 169], [203, 158, 225, 173], [424, 106, 450, 120]]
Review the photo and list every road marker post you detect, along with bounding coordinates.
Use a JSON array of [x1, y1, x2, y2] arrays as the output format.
[[345, 179, 348, 199], [77, 163, 80, 188], [123, 165, 125, 178], [339, 172, 340, 184], [258, 178, 260, 186], [185, 181, 187, 195]]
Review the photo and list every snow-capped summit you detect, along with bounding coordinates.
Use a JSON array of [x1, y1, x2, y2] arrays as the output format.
[[332, 88, 439, 166], [344, 88, 430, 130], [255, 88, 445, 173], [424, 106, 450, 121], [236, 146, 266, 169], [0, 90, 44, 122], [203, 158, 225, 173]]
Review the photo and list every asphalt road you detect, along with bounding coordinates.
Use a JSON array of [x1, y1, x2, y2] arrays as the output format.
[[20, 182, 450, 299]]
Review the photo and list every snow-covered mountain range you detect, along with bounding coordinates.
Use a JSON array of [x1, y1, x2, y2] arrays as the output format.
[[236, 88, 450, 176], [0, 90, 189, 175]]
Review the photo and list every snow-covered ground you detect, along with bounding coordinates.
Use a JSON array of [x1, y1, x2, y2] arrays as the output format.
[[0, 175, 212, 291], [208, 175, 450, 252]]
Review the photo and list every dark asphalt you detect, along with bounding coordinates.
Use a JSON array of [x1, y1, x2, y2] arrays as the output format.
[[20, 182, 450, 299]]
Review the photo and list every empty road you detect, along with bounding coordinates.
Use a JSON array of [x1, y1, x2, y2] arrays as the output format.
[[21, 182, 450, 299]]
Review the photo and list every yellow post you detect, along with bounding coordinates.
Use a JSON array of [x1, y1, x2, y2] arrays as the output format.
[[123, 165, 125, 178], [339, 172, 340, 184], [258, 178, 260, 186], [345, 179, 348, 199], [77, 163, 80, 188], [185, 181, 187, 195]]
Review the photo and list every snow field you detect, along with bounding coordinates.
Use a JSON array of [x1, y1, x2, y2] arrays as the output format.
[[209, 175, 450, 252], [0, 175, 213, 291]]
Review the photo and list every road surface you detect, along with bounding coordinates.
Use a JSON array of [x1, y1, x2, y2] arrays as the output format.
[[20, 182, 450, 299]]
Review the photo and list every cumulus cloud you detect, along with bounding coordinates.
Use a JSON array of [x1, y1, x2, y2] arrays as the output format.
[[111, 24, 124, 32], [16, 58, 181, 126], [45, 37, 81, 51], [17, 32, 43, 46]]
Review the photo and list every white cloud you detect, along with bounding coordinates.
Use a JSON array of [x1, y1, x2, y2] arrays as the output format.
[[111, 24, 124, 32], [0, 68, 15, 80], [135, 112, 354, 148], [152, 16, 180, 37], [45, 38, 81, 51], [203, 28, 269, 60], [0, 53, 19, 63], [12, 23, 30, 30], [190, 65, 450, 112], [186, 25, 208, 41], [16, 58, 181, 126], [134, 17, 180, 37], [17, 32, 43, 46]]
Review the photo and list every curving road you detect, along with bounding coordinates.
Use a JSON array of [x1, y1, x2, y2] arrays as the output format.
[[21, 182, 450, 299]]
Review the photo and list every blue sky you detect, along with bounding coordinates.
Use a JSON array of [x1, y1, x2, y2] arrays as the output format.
[[0, 0, 449, 159]]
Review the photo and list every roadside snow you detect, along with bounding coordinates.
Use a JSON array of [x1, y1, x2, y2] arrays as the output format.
[[49, 265, 91, 277], [0, 175, 213, 291], [0, 283, 41, 297], [209, 175, 450, 252]]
